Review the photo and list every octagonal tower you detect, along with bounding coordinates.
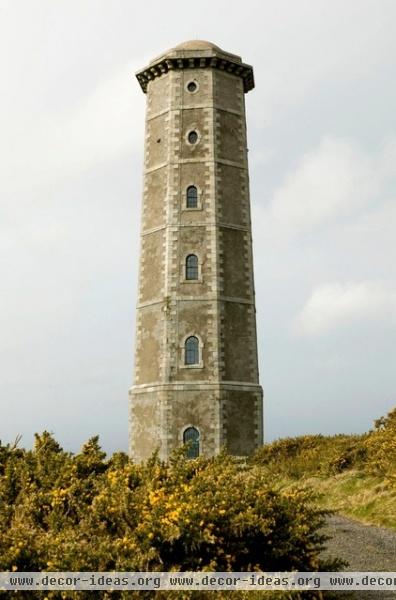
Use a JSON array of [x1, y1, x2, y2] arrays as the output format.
[[129, 40, 263, 461]]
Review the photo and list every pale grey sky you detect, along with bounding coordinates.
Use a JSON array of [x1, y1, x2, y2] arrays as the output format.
[[1, 0, 395, 454]]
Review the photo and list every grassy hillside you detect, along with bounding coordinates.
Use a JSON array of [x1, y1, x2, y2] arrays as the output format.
[[251, 407, 396, 530]]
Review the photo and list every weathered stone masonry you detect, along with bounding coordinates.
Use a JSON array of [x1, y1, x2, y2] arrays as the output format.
[[129, 40, 263, 461]]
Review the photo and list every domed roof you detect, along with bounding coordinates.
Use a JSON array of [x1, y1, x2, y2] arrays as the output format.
[[172, 40, 223, 52]]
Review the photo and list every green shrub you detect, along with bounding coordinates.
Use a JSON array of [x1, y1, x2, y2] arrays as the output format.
[[329, 446, 368, 474], [365, 407, 396, 483], [251, 434, 367, 479]]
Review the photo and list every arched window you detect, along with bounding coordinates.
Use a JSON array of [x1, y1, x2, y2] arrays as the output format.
[[185, 336, 199, 365], [183, 426, 200, 459], [186, 185, 198, 209], [186, 254, 198, 280]]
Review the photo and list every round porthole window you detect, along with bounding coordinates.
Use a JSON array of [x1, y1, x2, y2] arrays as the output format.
[[187, 81, 198, 93], [188, 130, 198, 144]]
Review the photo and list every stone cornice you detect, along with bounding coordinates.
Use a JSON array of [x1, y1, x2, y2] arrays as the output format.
[[136, 46, 254, 94]]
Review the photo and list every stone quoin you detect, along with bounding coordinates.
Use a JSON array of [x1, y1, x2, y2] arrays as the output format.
[[129, 40, 263, 461]]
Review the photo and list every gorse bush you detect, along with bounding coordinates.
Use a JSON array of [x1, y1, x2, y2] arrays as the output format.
[[252, 407, 396, 486], [251, 434, 368, 479], [0, 435, 332, 571], [0, 432, 339, 598], [2, 410, 393, 597], [365, 407, 396, 482]]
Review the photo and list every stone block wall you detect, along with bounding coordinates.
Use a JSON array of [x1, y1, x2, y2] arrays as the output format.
[[130, 42, 263, 461]]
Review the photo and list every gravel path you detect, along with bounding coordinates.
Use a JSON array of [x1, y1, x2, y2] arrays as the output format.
[[321, 514, 396, 599]]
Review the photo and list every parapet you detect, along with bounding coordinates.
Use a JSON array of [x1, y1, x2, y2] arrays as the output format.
[[136, 39, 254, 94]]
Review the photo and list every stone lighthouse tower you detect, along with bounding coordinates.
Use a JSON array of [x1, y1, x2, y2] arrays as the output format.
[[129, 40, 263, 461]]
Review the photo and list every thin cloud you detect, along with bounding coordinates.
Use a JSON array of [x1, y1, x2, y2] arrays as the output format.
[[259, 136, 396, 240], [2, 60, 145, 196], [294, 282, 396, 337]]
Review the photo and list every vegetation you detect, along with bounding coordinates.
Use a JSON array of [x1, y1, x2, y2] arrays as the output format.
[[251, 407, 396, 529], [0, 434, 340, 599], [1, 407, 394, 598]]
